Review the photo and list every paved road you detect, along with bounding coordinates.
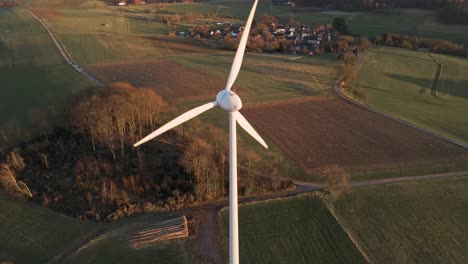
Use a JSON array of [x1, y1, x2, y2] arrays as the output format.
[[51, 168, 468, 264]]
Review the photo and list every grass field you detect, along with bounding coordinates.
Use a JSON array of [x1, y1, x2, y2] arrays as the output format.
[[333, 177, 468, 263], [0, 192, 101, 263], [86, 53, 339, 103], [355, 47, 468, 144], [278, 8, 468, 46], [65, 214, 191, 264], [218, 195, 366, 264], [0, 7, 95, 144]]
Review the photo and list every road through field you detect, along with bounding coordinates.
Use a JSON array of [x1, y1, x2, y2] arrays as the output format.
[[335, 51, 468, 150], [53, 170, 468, 264], [26, 8, 103, 86]]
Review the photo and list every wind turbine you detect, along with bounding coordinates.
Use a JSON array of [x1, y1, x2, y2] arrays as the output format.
[[134, 0, 266, 263]]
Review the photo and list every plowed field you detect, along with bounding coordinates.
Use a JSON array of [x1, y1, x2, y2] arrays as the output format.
[[31, 8, 63, 19], [243, 96, 468, 174], [85, 60, 244, 102]]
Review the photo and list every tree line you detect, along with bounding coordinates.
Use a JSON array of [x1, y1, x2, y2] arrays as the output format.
[[376, 33, 468, 57], [0, 83, 291, 222], [294, 0, 467, 10]]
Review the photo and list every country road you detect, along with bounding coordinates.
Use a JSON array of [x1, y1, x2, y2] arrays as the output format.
[[334, 50, 468, 150], [48, 47, 468, 263], [26, 8, 103, 86], [51, 169, 468, 264]]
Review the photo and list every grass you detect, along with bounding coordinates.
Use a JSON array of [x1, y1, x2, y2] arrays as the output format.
[[173, 53, 340, 104], [434, 53, 468, 99], [279, 8, 468, 46], [355, 47, 468, 144], [0, 192, 101, 263], [59, 33, 173, 65], [333, 176, 468, 263], [218, 195, 367, 264], [0, 8, 95, 144], [65, 214, 191, 264], [173, 53, 340, 181]]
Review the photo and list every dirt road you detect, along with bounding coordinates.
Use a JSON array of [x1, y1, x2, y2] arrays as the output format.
[[27, 8, 103, 86]]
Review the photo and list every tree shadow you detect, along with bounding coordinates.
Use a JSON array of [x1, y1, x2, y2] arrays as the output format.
[[371, 49, 434, 63], [386, 73, 432, 89]]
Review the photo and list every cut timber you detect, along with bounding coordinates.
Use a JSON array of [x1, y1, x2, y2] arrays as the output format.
[[129, 216, 190, 248]]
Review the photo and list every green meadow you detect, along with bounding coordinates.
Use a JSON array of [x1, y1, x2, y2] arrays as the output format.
[[0, 192, 102, 263], [66, 214, 191, 264], [0, 8, 94, 143], [219, 195, 367, 264], [334, 176, 468, 263], [355, 47, 468, 143]]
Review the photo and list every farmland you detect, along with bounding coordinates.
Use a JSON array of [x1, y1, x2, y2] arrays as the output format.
[[85, 54, 339, 104], [0, 191, 101, 263], [85, 59, 242, 102], [243, 96, 468, 180], [66, 214, 192, 264], [277, 8, 468, 47], [0, 7, 95, 144], [58, 32, 214, 65], [218, 195, 367, 264], [355, 47, 468, 144], [333, 176, 468, 263]]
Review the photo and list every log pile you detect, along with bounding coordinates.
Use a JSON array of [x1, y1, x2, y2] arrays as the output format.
[[130, 216, 189, 248]]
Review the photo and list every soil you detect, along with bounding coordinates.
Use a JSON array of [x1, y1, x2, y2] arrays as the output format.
[[243, 96, 468, 174], [85, 60, 246, 102]]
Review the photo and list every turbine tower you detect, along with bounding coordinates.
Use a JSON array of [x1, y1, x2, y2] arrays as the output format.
[[134, 1, 266, 263]]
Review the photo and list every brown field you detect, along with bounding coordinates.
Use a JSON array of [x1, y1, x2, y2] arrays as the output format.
[[243, 96, 468, 174], [31, 8, 64, 19], [85, 60, 244, 102]]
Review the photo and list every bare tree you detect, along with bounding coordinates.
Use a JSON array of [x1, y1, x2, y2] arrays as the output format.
[[322, 165, 350, 202]]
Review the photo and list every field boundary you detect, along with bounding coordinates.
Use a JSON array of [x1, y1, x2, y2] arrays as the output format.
[[323, 201, 373, 264], [334, 51, 468, 150], [26, 8, 103, 86]]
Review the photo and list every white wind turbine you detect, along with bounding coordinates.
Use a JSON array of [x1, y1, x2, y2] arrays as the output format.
[[134, 1, 266, 263]]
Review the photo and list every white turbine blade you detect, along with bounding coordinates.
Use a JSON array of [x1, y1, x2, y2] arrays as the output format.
[[224, 0, 259, 91], [134, 101, 217, 147], [235, 111, 268, 149]]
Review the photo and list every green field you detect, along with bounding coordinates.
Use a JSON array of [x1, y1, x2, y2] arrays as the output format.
[[174, 53, 340, 181], [219, 195, 367, 264], [278, 8, 468, 46], [66, 215, 191, 264], [333, 177, 468, 263], [0, 8, 95, 144], [355, 47, 468, 144], [0, 192, 102, 263], [174, 53, 340, 104]]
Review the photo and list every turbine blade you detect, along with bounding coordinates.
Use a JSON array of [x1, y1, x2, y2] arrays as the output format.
[[134, 101, 217, 147], [235, 111, 268, 149], [224, 0, 259, 91]]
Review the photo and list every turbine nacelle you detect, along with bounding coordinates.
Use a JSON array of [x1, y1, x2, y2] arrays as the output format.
[[216, 90, 242, 112]]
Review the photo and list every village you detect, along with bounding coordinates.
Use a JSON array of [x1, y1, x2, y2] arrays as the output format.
[[186, 17, 340, 55]]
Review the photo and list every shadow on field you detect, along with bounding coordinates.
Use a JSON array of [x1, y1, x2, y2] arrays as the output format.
[[371, 50, 435, 63], [386, 73, 432, 90], [354, 84, 392, 93], [437, 78, 468, 99]]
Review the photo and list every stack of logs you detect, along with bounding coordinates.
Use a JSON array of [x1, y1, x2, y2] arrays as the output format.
[[130, 216, 189, 248]]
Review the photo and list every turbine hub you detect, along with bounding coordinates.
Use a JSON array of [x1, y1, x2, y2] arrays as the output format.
[[216, 90, 242, 112]]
